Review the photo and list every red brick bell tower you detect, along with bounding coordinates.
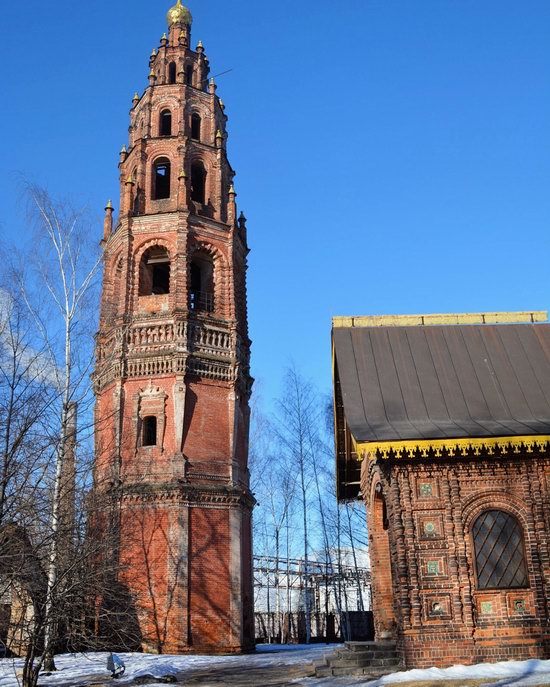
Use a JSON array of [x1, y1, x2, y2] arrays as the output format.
[[93, 0, 254, 654]]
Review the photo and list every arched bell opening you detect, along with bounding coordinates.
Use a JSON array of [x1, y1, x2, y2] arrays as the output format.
[[168, 62, 177, 84], [159, 109, 172, 137], [191, 113, 201, 141], [190, 161, 207, 205], [139, 246, 171, 296], [189, 253, 214, 313], [152, 158, 171, 200]]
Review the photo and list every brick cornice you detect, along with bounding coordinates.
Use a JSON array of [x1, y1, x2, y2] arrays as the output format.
[[100, 481, 256, 511]]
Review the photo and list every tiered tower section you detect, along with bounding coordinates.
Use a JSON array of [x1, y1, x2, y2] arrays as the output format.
[[94, 0, 254, 653]]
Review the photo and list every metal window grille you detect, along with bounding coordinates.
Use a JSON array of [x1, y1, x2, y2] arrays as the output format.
[[473, 510, 528, 590], [190, 290, 214, 313]]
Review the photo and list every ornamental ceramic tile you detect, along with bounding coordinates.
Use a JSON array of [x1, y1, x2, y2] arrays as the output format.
[[514, 599, 526, 613], [419, 482, 434, 498], [427, 561, 440, 575], [480, 601, 493, 615]]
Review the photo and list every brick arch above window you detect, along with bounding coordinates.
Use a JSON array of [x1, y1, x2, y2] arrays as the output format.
[[187, 102, 208, 119], [135, 239, 171, 264], [134, 240, 172, 298], [188, 241, 224, 268], [367, 471, 386, 506], [461, 490, 531, 532], [155, 95, 180, 107], [111, 251, 124, 274], [154, 98, 179, 121]]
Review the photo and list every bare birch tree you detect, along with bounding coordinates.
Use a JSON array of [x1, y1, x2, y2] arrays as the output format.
[[9, 184, 102, 683], [251, 369, 372, 644], [271, 366, 324, 643]]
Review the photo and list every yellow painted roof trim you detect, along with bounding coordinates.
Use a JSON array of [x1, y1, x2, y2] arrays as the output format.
[[333, 311, 548, 329], [355, 435, 550, 460]]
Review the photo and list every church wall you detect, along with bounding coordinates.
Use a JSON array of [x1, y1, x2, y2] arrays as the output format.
[[363, 455, 550, 668], [92, 2, 254, 654], [183, 379, 232, 464], [188, 506, 232, 649]]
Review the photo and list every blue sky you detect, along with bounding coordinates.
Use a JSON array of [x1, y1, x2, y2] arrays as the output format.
[[1, 1, 549, 404]]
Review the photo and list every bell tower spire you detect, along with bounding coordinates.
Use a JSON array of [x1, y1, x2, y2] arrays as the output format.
[[94, 0, 254, 654]]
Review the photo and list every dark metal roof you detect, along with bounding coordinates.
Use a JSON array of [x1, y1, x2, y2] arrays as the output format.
[[333, 323, 550, 443]]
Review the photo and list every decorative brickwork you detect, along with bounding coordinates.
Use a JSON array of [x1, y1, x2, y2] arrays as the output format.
[[333, 315, 550, 667], [93, 1, 254, 654], [362, 455, 550, 668]]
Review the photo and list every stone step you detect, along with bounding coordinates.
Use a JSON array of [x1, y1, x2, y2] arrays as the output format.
[[314, 641, 402, 678], [334, 648, 400, 660], [314, 665, 333, 678], [345, 641, 397, 652], [325, 666, 399, 678], [328, 656, 401, 669]]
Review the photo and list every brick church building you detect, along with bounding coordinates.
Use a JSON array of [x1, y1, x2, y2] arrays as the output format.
[[93, 0, 254, 653], [333, 312, 550, 668]]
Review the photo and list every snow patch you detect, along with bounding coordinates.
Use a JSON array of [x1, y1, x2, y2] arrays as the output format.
[[301, 658, 550, 687], [1, 648, 548, 687], [0, 644, 338, 686]]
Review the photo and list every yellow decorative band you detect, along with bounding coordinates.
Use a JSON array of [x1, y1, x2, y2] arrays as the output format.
[[332, 311, 548, 329], [355, 435, 550, 461]]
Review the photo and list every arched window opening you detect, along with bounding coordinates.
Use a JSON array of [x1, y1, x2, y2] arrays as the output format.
[[168, 62, 177, 84], [189, 255, 214, 312], [153, 158, 171, 200], [473, 510, 529, 590], [160, 109, 172, 136], [142, 416, 157, 447], [139, 246, 171, 296], [136, 118, 145, 140], [191, 161, 206, 204], [191, 113, 201, 141], [186, 65, 194, 86]]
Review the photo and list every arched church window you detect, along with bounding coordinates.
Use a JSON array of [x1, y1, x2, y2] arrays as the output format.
[[139, 246, 171, 296], [186, 65, 194, 86], [191, 161, 206, 204], [191, 113, 201, 141], [153, 158, 171, 200], [168, 62, 177, 84], [189, 254, 214, 312], [142, 416, 157, 447], [472, 510, 529, 589], [160, 109, 172, 136]]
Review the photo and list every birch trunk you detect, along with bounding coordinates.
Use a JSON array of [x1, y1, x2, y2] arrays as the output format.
[[42, 317, 71, 672]]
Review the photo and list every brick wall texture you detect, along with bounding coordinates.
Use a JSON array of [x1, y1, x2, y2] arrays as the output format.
[[92, 6, 254, 654], [362, 454, 550, 667]]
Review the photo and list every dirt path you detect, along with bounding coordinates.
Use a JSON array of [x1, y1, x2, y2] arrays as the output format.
[[173, 660, 316, 685]]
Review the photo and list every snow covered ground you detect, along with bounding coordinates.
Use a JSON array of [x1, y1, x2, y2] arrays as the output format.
[[306, 658, 550, 687], [0, 644, 334, 686], [0, 645, 550, 687]]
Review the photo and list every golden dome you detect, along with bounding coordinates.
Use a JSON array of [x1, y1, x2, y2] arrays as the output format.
[[167, 0, 192, 26]]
